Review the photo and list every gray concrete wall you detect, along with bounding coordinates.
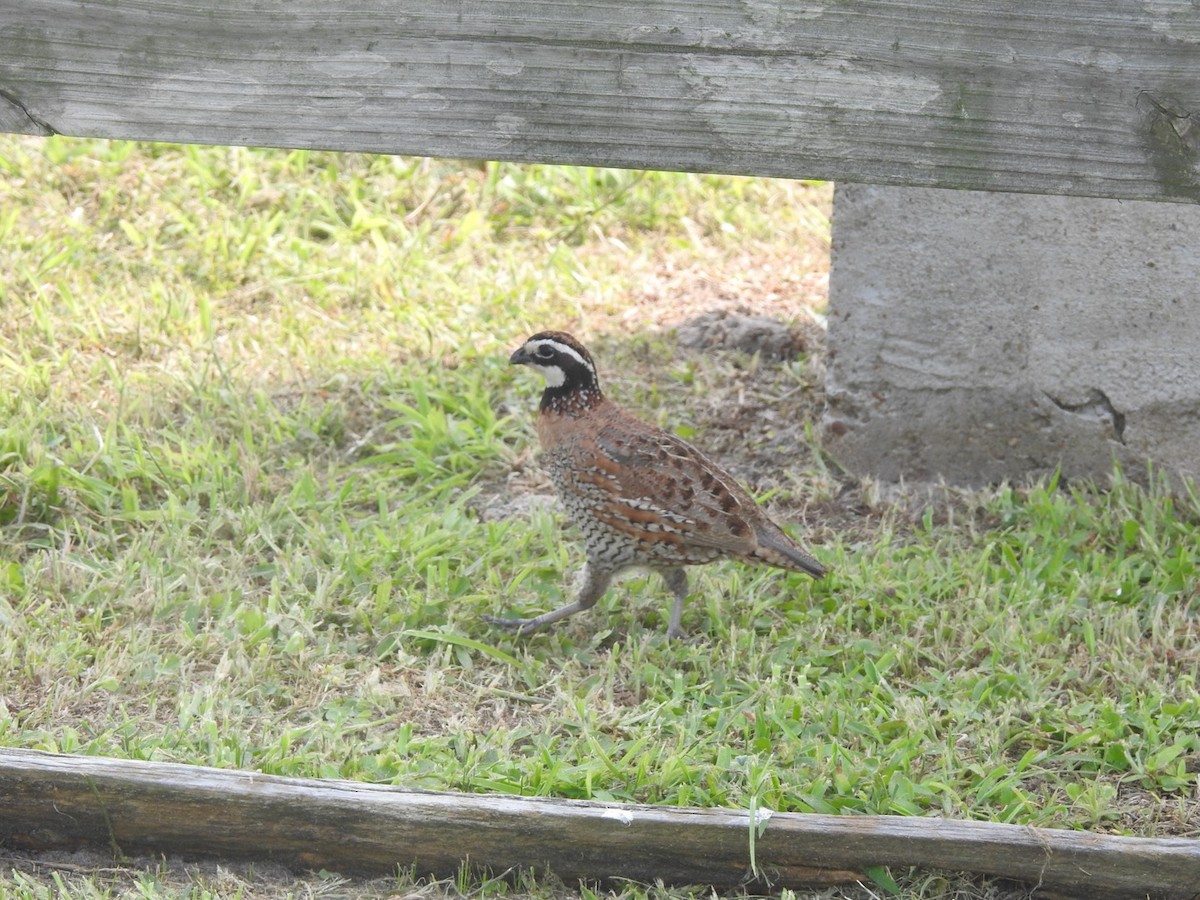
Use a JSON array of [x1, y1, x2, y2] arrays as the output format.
[[824, 184, 1200, 485]]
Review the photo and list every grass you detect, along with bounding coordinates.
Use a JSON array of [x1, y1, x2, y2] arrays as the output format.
[[1, 135, 1198, 900]]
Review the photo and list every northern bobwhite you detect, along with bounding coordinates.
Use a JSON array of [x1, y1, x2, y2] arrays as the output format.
[[485, 330, 828, 639]]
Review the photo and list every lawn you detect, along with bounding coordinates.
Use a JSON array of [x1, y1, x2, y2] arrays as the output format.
[[0, 136, 1197, 900]]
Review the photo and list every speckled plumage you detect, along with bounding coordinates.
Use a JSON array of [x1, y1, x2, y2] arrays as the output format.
[[485, 331, 827, 639]]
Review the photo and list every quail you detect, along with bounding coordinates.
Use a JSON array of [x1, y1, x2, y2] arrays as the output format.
[[485, 330, 828, 639]]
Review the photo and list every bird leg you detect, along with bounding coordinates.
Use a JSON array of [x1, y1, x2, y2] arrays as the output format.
[[660, 566, 690, 640], [484, 564, 612, 636]]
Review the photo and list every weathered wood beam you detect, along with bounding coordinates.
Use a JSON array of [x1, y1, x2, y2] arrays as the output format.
[[0, 1, 1197, 202], [2, 749, 1198, 898]]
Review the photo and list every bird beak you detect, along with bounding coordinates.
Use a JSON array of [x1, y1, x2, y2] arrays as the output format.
[[509, 345, 532, 366]]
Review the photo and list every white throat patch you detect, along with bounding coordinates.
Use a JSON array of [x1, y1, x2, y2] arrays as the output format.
[[536, 364, 566, 387]]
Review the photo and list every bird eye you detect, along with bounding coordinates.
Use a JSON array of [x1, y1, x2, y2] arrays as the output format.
[[535, 345, 555, 359]]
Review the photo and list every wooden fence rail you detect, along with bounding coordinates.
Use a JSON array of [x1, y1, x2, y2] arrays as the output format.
[[2, 750, 1198, 899], [1, 1, 1198, 203]]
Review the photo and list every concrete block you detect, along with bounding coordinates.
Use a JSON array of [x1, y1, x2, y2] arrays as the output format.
[[824, 184, 1200, 485]]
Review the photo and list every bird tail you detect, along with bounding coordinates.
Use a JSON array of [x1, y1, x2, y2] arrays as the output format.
[[752, 526, 828, 579]]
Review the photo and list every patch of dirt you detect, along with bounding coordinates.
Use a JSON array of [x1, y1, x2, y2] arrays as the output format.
[[676, 309, 823, 361], [1111, 782, 1200, 837], [476, 487, 557, 524], [608, 230, 830, 334]]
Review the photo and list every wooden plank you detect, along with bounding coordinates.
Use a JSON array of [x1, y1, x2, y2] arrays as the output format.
[[0, 1, 1197, 202], [2, 749, 1198, 898]]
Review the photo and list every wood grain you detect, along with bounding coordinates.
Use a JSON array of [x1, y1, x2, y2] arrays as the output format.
[[2, 749, 1198, 898], [0, 1, 1197, 202]]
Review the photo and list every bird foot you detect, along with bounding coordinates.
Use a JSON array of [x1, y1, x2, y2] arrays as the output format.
[[481, 614, 545, 636]]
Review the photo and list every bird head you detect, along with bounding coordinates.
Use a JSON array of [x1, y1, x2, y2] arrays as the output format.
[[509, 331, 599, 392]]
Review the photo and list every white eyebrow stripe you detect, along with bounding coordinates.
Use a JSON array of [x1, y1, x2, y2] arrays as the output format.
[[528, 339, 594, 374]]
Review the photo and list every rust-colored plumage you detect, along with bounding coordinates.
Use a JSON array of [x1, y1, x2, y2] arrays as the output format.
[[485, 331, 827, 638]]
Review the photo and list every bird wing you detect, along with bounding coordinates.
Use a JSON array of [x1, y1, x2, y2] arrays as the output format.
[[568, 415, 762, 556]]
